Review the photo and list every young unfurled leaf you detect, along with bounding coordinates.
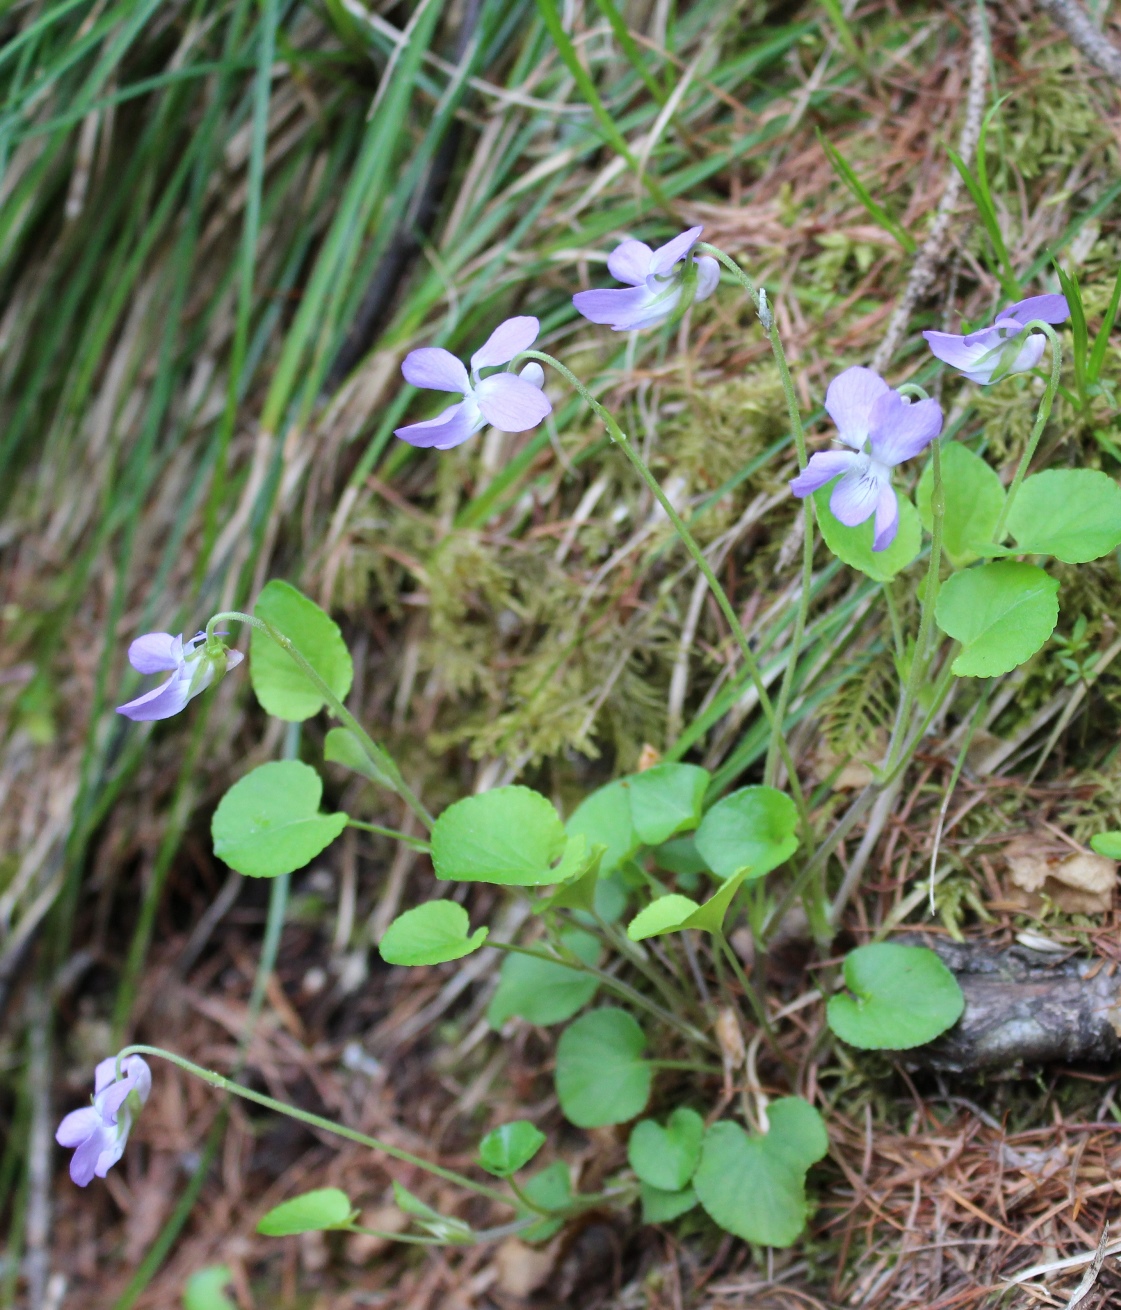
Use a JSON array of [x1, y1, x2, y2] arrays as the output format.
[[814, 487, 922, 581], [627, 893, 700, 941], [640, 1183, 699, 1223], [693, 1099, 828, 1247], [566, 780, 640, 875], [378, 901, 488, 966], [183, 1267, 236, 1310], [251, 580, 353, 721], [826, 942, 964, 1050], [555, 1008, 651, 1128], [432, 786, 570, 886], [628, 1108, 704, 1192], [212, 760, 348, 878], [391, 1181, 472, 1243], [487, 928, 600, 1028], [1091, 832, 1121, 859], [916, 443, 1005, 568], [622, 763, 710, 845], [936, 562, 1059, 677], [323, 725, 396, 790], [694, 786, 799, 880], [478, 1121, 547, 1177], [257, 1187, 354, 1236], [1006, 469, 1121, 563]]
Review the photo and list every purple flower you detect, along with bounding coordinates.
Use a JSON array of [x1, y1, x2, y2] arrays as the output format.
[[56, 1055, 152, 1187], [790, 366, 943, 551], [394, 316, 551, 449], [922, 294, 1069, 384], [572, 226, 720, 331], [116, 631, 243, 722]]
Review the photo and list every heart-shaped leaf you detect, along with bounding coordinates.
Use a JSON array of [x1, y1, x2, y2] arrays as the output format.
[[257, 1188, 354, 1236], [487, 927, 600, 1028], [555, 1008, 651, 1128], [827, 942, 964, 1050], [378, 901, 488, 966], [212, 760, 348, 878], [622, 764, 710, 845], [628, 1107, 704, 1191], [627, 894, 700, 941], [935, 561, 1059, 677], [432, 786, 568, 886], [694, 786, 799, 880], [251, 580, 353, 722], [1007, 469, 1121, 563], [640, 1184, 698, 1223], [1091, 831, 1121, 859], [478, 1121, 546, 1177], [814, 487, 922, 581], [916, 442, 1005, 568], [566, 781, 640, 875], [519, 1161, 572, 1242], [184, 1267, 236, 1310], [693, 1098, 828, 1247]]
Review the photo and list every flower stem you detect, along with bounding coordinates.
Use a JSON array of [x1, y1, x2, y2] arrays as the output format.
[[992, 323, 1063, 542]]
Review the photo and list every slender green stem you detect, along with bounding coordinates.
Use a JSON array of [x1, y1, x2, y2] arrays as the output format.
[[206, 611, 434, 830], [347, 818, 431, 851], [117, 1045, 511, 1206], [992, 323, 1063, 541], [714, 932, 794, 1080], [882, 581, 904, 661]]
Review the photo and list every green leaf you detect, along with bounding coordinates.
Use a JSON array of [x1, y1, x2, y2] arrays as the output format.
[[680, 868, 750, 935], [1091, 832, 1121, 859], [694, 786, 799, 880], [628, 1108, 704, 1191], [622, 764, 710, 845], [212, 761, 348, 878], [817, 130, 914, 251], [566, 781, 640, 875], [555, 1008, 651, 1128], [487, 928, 600, 1028], [813, 487, 922, 581], [184, 1267, 236, 1310], [627, 894, 700, 941], [392, 1181, 472, 1243], [936, 562, 1059, 677], [251, 580, 353, 722], [432, 786, 567, 886], [1006, 469, 1121, 563], [478, 1121, 547, 1177], [827, 943, 964, 1050], [257, 1188, 354, 1236], [916, 443, 1005, 568], [693, 1099, 828, 1248], [323, 726, 395, 790], [640, 1184, 698, 1223], [378, 901, 488, 967], [520, 1161, 572, 1242], [653, 835, 709, 875]]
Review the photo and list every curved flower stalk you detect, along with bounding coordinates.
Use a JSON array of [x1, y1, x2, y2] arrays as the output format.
[[572, 226, 720, 331], [56, 1055, 152, 1186], [394, 316, 551, 449], [789, 366, 943, 550], [923, 294, 1069, 383], [116, 630, 243, 722]]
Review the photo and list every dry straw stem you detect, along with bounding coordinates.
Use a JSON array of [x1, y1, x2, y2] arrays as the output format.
[[1036, 0, 1121, 84]]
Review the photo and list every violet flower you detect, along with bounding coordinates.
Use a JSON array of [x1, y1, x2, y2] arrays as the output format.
[[56, 1055, 152, 1187], [394, 316, 551, 449], [922, 294, 1069, 384], [790, 366, 943, 551], [572, 225, 720, 331], [116, 631, 243, 722]]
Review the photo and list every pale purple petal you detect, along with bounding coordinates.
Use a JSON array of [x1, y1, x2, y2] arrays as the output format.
[[56, 1107, 102, 1149], [401, 348, 470, 394], [225, 649, 244, 672], [93, 1128, 129, 1178], [1001, 294, 1069, 326], [96, 1057, 152, 1122], [868, 393, 943, 466], [648, 226, 704, 276], [519, 361, 545, 388], [94, 1056, 122, 1096], [470, 316, 540, 371], [394, 399, 483, 450], [128, 633, 181, 675], [829, 462, 882, 527], [475, 373, 552, 431], [1008, 332, 1047, 376], [922, 329, 998, 379], [70, 1130, 109, 1187], [573, 285, 652, 327], [824, 367, 892, 450], [872, 484, 900, 551], [116, 668, 194, 722], [694, 255, 720, 303], [607, 239, 653, 285], [789, 449, 860, 497]]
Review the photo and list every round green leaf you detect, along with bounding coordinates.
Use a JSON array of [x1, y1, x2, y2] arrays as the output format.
[[432, 786, 567, 886], [936, 561, 1059, 677], [478, 1121, 547, 1177], [378, 901, 488, 966], [184, 1267, 235, 1310], [693, 1099, 828, 1248], [827, 943, 964, 1050], [623, 764, 710, 845], [1007, 469, 1121, 563], [1091, 832, 1121, 859], [627, 894, 700, 941], [487, 928, 600, 1028], [916, 442, 1005, 568], [641, 1184, 698, 1224], [813, 487, 922, 581], [694, 785, 799, 880], [555, 1008, 651, 1128], [566, 781, 640, 875], [519, 1162, 572, 1242], [257, 1187, 353, 1236], [251, 580, 353, 721], [212, 760, 348, 878], [628, 1107, 704, 1191]]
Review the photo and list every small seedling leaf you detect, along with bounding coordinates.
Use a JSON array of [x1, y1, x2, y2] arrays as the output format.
[[1007, 469, 1121, 563], [826, 942, 964, 1050], [694, 786, 799, 880], [251, 580, 353, 721], [623, 763, 710, 845], [627, 894, 700, 941], [555, 1008, 651, 1128], [478, 1121, 547, 1177], [378, 901, 488, 966], [936, 562, 1059, 677], [257, 1188, 354, 1236], [640, 1184, 699, 1223], [183, 1267, 236, 1310], [1091, 832, 1121, 859], [432, 786, 568, 886], [628, 1108, 704, 1191], [487, 928, 600, 1027], [566, 780, 640, 875]]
